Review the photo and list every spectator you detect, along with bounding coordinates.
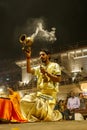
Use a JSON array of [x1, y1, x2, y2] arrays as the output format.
[[64, 91, 80, 120], [79, 92, 86, 109]]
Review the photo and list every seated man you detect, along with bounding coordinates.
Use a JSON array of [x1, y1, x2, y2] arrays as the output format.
[[74, 92, 87, 120], [64, 91, 80, 120], [79, 92, 87, 109]]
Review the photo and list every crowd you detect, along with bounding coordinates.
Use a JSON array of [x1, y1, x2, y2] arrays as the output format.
[[54, 91, 87, 120]]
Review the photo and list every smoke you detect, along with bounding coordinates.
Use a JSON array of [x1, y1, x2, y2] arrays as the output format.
[[28, 18, 57, 43]]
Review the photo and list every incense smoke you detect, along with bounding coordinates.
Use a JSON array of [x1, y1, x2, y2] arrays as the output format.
[[31, 20, 57, 43]]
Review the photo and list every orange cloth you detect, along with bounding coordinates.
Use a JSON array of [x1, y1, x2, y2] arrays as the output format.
[[0, 92, 28, 123], [9, 92, 28, 122], [0, 98, 12, 121]]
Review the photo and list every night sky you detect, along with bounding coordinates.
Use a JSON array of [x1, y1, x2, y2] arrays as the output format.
[[0, 0, 87, 61]]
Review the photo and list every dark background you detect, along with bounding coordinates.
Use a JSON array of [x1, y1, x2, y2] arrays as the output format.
[[0, 0, 87, 61]]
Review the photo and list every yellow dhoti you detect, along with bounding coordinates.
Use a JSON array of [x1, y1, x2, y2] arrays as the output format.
[[20, 92, 62, 122]]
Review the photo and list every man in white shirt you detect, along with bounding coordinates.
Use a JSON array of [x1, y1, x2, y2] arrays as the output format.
[[64, 91, 80, 120]]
